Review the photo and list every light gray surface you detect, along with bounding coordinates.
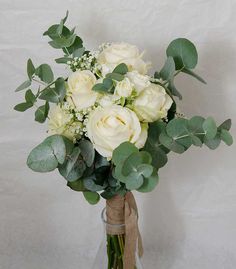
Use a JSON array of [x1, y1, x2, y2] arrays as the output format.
[[0, 0, 236, 268]]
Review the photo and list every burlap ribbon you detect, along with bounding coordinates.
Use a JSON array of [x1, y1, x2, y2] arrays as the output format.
[[106, 192, 143, 269]]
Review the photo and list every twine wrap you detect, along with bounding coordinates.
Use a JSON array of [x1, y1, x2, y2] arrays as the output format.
[[106, 192, 143, 269]]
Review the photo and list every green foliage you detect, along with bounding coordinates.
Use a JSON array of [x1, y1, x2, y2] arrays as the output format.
[[92, 63, 129, 94], [112, 142, 138, 166], [112, 142, 159, 192], [15, 80, 31, 92], [27, 135, 66, 172], [27, 59, 35, 80], [92, 78, 114, 93], [137, 168, 159, 193], [112, 63, 128, 75], [106, 73, 124, 81], [166, 38, 198, 70], [157, 116, 233, 153], [55, 57, 73, 64], [106, 63, 128, 81], [39, 77, 66, 103], [35, 64, 54, 83], [14, 102, 33, 112], [78, 139, 95, 167], [83, 191, 100, 205], [203, 117, 217, 139], [219, 119, 232, 130], [155, 38, 205, 100], [43, 11, 84, 57], [182, 68, 206, 84], [14, 89, 36, 112], [144, 121, 169, 169], [67, 179, 87, 192], [58, 147, 86, 182], [160, 57, 175, 81], [58, 139, 95, 183], [35, 102, 49, 123], [220, 129, 233, 146]]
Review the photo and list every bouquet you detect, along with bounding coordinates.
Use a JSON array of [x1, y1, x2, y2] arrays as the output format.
[[14, 11, 233, 269]]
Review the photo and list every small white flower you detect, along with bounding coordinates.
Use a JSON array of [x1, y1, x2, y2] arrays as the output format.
[[126, 71, 151, 93], [133, 83, 173, 122], [115, 77, 133, 98]]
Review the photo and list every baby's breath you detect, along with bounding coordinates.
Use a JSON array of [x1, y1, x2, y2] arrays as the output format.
[[67, 51, 101, 74]]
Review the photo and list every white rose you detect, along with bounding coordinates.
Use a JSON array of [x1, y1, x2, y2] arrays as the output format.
[[98, 94, 120, 107], [135, 123, 148, 149], [133, 84, 173, 122], [67, 70, 98, 110], [97, 42, 149, 76], [86, 105, 145, 158], [115, 77, 133, 97], [126, 71, 151, 93], [48, 105, 81, 140]]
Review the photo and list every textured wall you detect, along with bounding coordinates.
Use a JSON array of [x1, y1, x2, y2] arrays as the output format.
[[0, 0, 236, 268]]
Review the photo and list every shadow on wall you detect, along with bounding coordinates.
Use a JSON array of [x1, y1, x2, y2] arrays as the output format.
[[141, 40, 236, 267]]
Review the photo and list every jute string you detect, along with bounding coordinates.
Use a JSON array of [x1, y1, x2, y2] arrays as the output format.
[[106, 192, 143, 269]]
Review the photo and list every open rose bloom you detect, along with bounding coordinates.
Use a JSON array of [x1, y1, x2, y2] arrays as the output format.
[[14, 12, 233, 269]]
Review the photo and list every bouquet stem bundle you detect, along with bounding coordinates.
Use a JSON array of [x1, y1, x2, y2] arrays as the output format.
[[105, 193, 142, 269], [107, 234, 126, 269]]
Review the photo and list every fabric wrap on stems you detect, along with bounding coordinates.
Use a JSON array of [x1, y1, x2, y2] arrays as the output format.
[[106, 192, 143, 269]]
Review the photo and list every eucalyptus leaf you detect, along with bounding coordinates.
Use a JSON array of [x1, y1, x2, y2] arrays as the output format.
[[27, 59, 35, 80], [15, 80, 31, 92], [203, 117, 217, 139], [218, 119, 232, 131], [39, 78, 66, 103], [58, 147, 86, 182], [106, 73, 124, 81], [78, 139, 95, 167], [182, 68, 206, 84], [14, 102, 33, 112], [55, 57, 73, 64], [144, 121, 169, 168], [168, 79, 182, 99], [220, 129, 233, 146], [27, 135, 66, 172], [125, 173, 144, 190], [92, 83, 108, 93], [112, 63, 128, 75], [84, 176, 106, 192], [43, 24, 71, 39], [72, 47, 85, 58], [35, 102, 49, 123], [160, 56, 175, 81], [166, 118, 189, 138], [49, 34, 77, 49], [63, 36, 83, 55], [166, 38, 198, 70], [138, 168, 159, 193], [204, 135, 221, 150], [83, 191, 100, 205], [67, 179, 87, 192], [35, 64, 54, 83], [25, 89, 36, 104], [159, 131, 186, 153], [112, 142, 138, 166]]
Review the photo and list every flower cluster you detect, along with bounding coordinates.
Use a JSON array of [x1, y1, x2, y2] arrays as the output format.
[[15, 12, 233, 205], [48, 42, 172, 158], [67, 51, 101, 74]]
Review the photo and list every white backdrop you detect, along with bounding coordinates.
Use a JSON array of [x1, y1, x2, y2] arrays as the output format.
[[0, 0, 236, 268]]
